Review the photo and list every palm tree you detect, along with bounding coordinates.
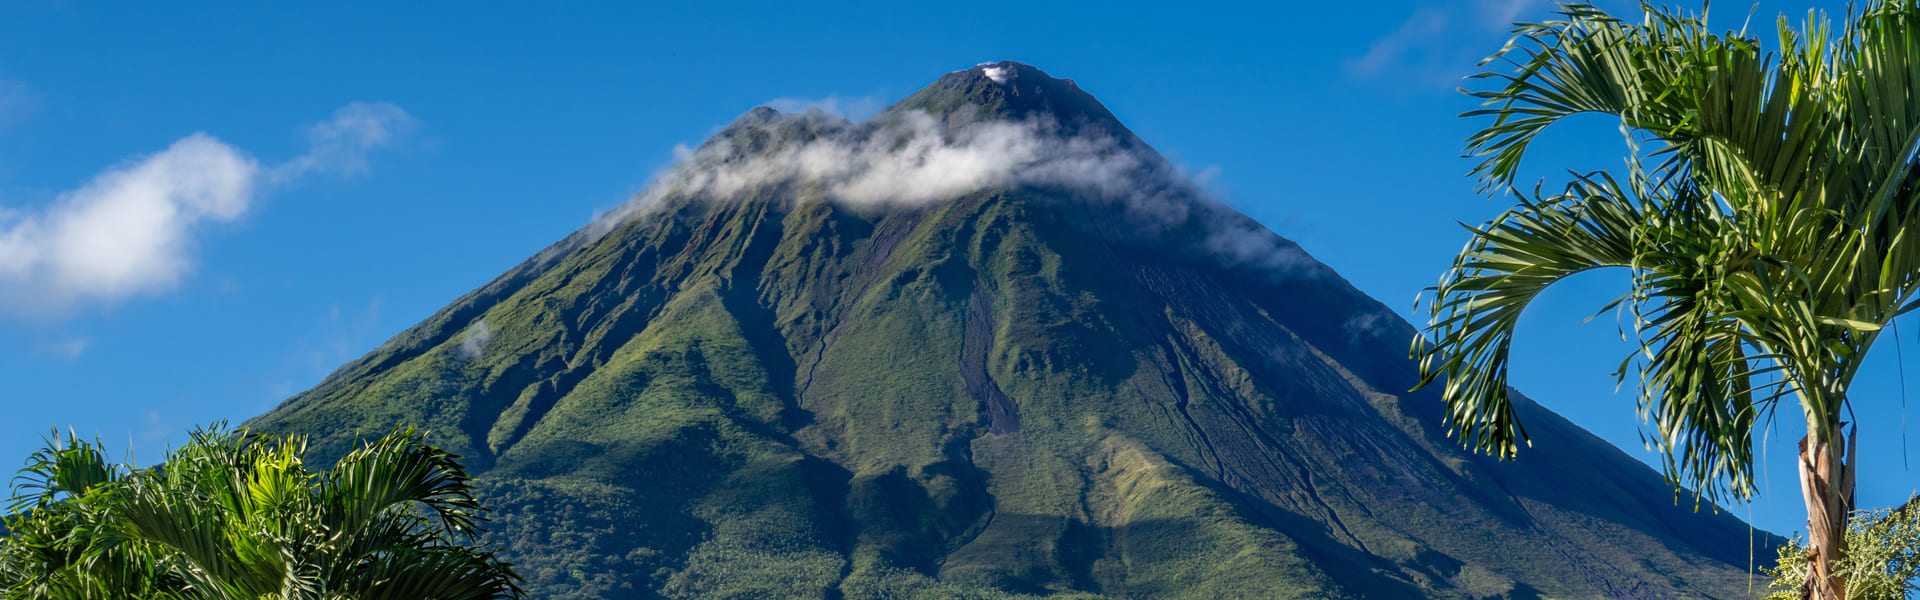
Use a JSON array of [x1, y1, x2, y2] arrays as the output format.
[[1411, 2, 1920, 599], [0, 425, 523, 600]]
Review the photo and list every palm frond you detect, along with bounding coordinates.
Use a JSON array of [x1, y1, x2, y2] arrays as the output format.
[[350, 547, 524, 600], [6, 432, 122, 515], [1416, 173, 1644, 458], [1431, 0, 1920, 506], [319, 427, 485, 540]]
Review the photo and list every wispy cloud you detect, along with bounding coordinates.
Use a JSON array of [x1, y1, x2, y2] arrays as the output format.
[[762, 94, 886, 122], [1343, 310, 1407, 347], [40, 336, 89, 360], [0, 102, 415, 319], [457, 318, 493, 360], [272, 102, 417, 181], [1346, 0, 1586, 87], [594, 108, 1319, 278], [1347, 7, 1454, 80]]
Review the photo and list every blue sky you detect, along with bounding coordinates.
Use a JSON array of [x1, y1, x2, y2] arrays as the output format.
[[0, 0, 1904, 540]]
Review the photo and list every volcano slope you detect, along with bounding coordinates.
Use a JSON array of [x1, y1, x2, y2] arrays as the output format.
[[247, 62, 1776, 600]]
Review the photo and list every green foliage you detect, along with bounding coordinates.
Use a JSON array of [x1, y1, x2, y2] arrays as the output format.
[[0, 424, 522, 600], [1416, 0, 1920, 504], [473, 477, 684, 599], [1765, 496, 1920, 599]]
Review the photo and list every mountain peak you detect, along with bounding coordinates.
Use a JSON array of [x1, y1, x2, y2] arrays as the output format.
[[881, 61, 1135, 138], [248, 61, 1779, 599], [707, 62, 1140, 160]]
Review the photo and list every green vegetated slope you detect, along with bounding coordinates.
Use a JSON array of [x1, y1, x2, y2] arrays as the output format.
[[247, 62, 1777, 600]]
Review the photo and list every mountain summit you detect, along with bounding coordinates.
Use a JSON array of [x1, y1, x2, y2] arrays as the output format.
[[884, 61, 1135, 137], [248, 63, 1774, 599]]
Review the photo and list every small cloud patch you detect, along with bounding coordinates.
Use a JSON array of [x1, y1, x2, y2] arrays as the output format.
[[458, 319, 494, 360], [1344, 311, 1388, 347]]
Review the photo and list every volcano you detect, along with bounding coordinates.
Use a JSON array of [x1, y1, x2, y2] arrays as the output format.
[[247, 62, 1775, 599]]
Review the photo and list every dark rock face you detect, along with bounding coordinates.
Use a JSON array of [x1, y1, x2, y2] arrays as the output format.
[[248, 63, 1776, 600]]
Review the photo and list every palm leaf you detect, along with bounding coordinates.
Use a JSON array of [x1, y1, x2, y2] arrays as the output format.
[[1426, 1, 1920, 506]]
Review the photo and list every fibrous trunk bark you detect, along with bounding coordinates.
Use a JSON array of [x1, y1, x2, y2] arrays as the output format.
[[1798, 425, 1856, 600]]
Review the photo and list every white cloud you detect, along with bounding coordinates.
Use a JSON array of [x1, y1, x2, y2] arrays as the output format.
[[458, 318, 493, 360], [762, 95, 887, 123], [0, 102, 414, 318], [592, 109, 1318, 278], [635, 111, 1152, 208], [0, 134, 258, 315], [273, 102, 417, 181]]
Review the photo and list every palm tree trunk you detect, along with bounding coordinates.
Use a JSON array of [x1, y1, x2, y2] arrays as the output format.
[[1797, 425, 1856, 600]]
